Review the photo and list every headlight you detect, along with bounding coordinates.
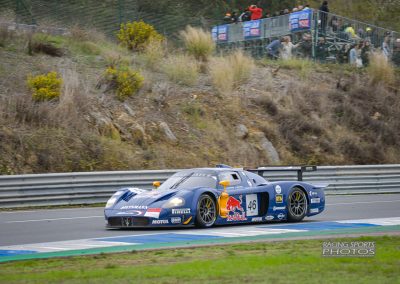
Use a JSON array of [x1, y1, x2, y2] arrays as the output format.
[[105, 191, 124, 208], [163, 197, 185, 208], [105, 197, 118, 208]]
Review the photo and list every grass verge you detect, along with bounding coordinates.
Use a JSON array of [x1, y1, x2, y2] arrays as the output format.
[[0, 236, 398, 283]]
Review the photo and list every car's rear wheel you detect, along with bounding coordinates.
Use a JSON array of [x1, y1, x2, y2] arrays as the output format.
[[195, 194, 216, 228], [287, 187, 307, 222]]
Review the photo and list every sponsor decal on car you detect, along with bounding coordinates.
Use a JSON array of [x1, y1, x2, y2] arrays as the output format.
[[120, 205, 148, 210], [266, 215, 274, 220], [171, 217, 182, 224], [310, 208, 319, 213], [251, 217, 263, 222], [227, 195, 247, 221], [275, 194, 283, 203], [116, 210, 144, 216], [144, 208, 162, 218], [311, 198, 321, 204], [275, 185, 282, 194], [151, 219, 169, 225], [277, 213, 285, 220], [273, 206, 286, 211], [171, 208, 191, 214]]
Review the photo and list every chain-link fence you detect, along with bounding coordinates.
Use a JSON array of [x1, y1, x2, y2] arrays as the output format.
[[0, 0, 219, 39], [213, 9, 400, 65], [1, 1, 399, 65]]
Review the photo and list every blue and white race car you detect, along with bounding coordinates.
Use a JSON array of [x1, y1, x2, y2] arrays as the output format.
[[104, 165, 325, 228]]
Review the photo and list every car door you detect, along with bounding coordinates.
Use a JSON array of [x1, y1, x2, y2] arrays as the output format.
[[218, 171, 263, 222]]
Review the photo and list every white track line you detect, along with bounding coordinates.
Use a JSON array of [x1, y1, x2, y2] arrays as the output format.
[[5, 216, 103, 223], [0, 207, 102, 214], [327, 200, 400, 206]]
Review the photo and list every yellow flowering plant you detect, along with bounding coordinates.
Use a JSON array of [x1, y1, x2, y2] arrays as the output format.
[[27, 71, 63, 101]]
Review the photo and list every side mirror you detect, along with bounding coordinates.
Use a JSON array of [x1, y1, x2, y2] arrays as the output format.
[[153, 181, 161, 189], [219, 180, 230, 191]]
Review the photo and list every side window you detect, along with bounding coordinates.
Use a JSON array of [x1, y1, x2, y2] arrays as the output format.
[[245, 171, 269, 186], [219, 171, 242, 187]]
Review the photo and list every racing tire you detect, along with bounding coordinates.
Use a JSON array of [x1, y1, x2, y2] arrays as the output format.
[[195, 194, 217, 228], [287, 187, 308, 222]]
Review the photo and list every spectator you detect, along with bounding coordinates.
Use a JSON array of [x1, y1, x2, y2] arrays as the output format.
[[349, 43, 362, 67], [292, 7, 298, 12], [264, 12, 271, 18], [283, 9, 289, 14], [361, 40, 373, 66], [345, 25, 358, 39], [319, 1, 329, 35], [298, 5, 304, 10], [392, 39, 400, 66], [297, 33, 313, 58], [330, 16, 339, 33], [239, 8, 251, 22], [337, 43, 351, 64], [382, 35, 392, 60], [315, 37, 329, 62], [266, 38, 284, 59], [281, 36, 299, 60], [303, 4, 311, 10], [249, 5, 263, 20], [223, 12, 237, 23]]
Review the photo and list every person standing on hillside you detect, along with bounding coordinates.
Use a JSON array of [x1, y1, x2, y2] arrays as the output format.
[[266, 38, 284, 59], [249, 4, 263, 20], [281, 36, 299, 60], [319, 1, 329, 35]]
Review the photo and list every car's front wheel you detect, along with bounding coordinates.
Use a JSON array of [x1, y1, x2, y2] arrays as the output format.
[[195, 194, 216, 228], [287, 187, 308, 222]]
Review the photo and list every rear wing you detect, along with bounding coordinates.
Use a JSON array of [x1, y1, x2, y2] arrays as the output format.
[[245, 166, 317, 181]]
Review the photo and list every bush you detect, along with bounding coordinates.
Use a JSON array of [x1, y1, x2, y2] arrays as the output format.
[[141, 38, 166, 70], [208, 56, 234, 95], [208, 50, 254, 95], [117, 21, 163, 51], [105, 66, 144, 101], [161, 54, 199, 86], [29, 33, 64, 57], [180, 26, 215, 61], [229, 50, 255, 84], [27, 71, 63, 101], [367, 52, 395, 86]]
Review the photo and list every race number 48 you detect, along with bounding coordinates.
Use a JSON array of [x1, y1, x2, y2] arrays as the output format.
[[246, 194, 258, 216]]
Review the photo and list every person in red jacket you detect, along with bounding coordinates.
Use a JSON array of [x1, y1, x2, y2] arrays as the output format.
[[249, 4, 263, 20]]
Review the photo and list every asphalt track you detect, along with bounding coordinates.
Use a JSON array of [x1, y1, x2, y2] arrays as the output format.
[[1, 194, 399, 246]]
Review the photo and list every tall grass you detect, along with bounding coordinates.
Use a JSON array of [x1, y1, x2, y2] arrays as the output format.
[[208, 56, 234, 95], [161, 54, 199, 86], [180, 26, 215, 61], [141, 38, 166, 70], [229, 50, 255, 84], [208, 50, 255, 95], [367, 52, 395, 86]]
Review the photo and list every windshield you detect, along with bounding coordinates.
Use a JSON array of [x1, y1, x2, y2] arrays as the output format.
[[159, 171, 217, 190]]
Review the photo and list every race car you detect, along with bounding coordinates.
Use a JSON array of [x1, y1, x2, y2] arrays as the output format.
[[104, 165, 325, 228]]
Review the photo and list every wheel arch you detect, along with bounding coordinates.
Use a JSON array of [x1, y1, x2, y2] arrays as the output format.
[[290, 184, 310, 205]]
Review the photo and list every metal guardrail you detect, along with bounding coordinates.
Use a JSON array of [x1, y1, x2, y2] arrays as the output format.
[[0, 165, 400, 208]]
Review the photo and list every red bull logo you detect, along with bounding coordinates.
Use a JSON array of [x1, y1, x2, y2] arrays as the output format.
[[226, 195, 246, 221], [226, 196, 243, 212]]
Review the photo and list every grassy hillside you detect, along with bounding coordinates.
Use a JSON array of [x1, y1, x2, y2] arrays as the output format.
[[0, 24, 399, 174]]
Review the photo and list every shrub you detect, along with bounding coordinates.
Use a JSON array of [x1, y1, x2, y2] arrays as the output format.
[[229, 50, 255, 84], [27, 71, 63, 101], [161, 54, 199, 86], [141, 38, 166, 70], [29, 33, 64, 57], [117, 20, 163, 51], [208, 56, 234, 95], [105, 66, 144, 101], [208, 50, 254, 95], [180, 26, 215, 61], [367, 52, 395, 86]]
